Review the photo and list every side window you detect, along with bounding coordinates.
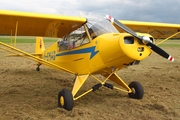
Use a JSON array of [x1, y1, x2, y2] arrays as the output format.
[[69, 26, 90, 48], [57, 35, 70, 51], [58, 25, 91, 51]]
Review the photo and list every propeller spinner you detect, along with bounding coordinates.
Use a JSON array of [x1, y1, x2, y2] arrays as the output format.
[[106, 15, 174, 62]]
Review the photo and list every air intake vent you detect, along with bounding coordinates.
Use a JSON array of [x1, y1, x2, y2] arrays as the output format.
[[124, 37, 134, 44]]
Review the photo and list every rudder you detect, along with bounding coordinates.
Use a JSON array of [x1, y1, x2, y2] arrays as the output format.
[[35, 37, 45, 54]]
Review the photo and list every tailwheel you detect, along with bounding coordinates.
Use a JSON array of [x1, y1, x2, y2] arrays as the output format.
[[58, 88, 74, 111], [128, 81, 144, 99], [36, 64, 41, 71]]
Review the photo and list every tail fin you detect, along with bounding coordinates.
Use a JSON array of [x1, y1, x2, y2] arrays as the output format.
[[35, 37, 45, 54]]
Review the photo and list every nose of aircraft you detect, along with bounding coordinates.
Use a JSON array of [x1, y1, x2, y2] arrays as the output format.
[[106, 15, 174, 62], [119, 34, 152, 61]]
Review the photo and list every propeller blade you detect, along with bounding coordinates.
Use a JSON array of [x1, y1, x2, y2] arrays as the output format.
[[106, 15, 174, 62], [106, 15, 142, 40], [147, 42, 174, 61]]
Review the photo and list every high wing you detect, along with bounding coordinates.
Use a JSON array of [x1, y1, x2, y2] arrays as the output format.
[[0, 10, 86, 38], [119, 20, 180, 39], [0, 10, 87, 74]]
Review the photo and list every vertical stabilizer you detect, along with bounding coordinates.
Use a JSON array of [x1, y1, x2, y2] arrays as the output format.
[[35, 37, 45, 54]]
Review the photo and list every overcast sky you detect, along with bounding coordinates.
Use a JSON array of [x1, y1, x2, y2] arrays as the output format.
[[0, 0, 180, 23]]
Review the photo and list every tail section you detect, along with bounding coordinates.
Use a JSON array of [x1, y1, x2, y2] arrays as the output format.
[[35, 37, 45, 54]]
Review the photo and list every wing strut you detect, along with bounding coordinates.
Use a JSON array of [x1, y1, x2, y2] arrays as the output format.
[[14, 21, 18, 47], [156, 31, 180, 45], [0, 42, 75, 74]]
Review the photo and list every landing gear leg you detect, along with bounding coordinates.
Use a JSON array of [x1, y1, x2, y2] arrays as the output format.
[[101, 72, 144, 99], [58, 75, 89, 111], [36, 64, 41, 71]]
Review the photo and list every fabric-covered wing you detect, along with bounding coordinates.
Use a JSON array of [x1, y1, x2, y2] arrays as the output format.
[[119, 20, 180, 39], [0, 10, 86, 38]]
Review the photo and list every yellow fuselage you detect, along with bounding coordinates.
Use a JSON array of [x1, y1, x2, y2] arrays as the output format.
[[42, 33, 152, 75]]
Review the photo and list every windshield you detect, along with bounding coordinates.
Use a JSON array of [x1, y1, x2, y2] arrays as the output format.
[[58, 19, 120, 51], [86, 19, 119, 38]]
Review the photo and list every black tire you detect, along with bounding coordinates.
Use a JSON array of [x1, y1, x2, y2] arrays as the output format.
[[128, 81, 144, 99], [36, 67, 40, 71], [58, 88, 74, 111]]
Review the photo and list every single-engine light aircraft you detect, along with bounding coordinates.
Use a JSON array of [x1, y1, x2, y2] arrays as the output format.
[[0, 10, 179, 111]]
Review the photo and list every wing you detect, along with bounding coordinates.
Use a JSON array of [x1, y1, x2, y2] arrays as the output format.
[[0, 10, 87, 74], [0, 10, 86, 38], [119, 20, 180, 39]]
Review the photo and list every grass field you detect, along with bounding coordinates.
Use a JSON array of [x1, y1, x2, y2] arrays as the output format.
[[0, 39, 180, 119], [0, 36, 58, 43], [157, 40, 180, 47]]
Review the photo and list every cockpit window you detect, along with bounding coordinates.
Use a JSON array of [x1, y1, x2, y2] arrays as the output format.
[[86, 19, 119, 38], [58, 25, 90, 51], [58, 19, 119, 51]]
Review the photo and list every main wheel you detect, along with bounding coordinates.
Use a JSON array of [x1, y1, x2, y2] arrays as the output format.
[[58, 88, 74, 111], [128, 81, 144, 99]]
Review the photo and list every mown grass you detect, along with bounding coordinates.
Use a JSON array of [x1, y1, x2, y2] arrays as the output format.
[[158, 43, 180, 47], [0, 36, 58, 43], [0, 46, 180, 120], [156, 40, 180, 47]]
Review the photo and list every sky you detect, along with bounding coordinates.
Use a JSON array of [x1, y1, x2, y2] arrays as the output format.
[[0, 0, 180, 23]]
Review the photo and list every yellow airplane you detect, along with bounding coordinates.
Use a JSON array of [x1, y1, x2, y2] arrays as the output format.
[[0, 10, 179, 111]]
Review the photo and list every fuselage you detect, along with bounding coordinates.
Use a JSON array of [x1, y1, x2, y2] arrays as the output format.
[[42, 19, 153, 75]]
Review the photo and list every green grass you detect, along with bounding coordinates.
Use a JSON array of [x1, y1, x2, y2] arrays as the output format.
[[157, 40, 180, 47], [0, 36, 58, 43], [158, 44, 180, 47]]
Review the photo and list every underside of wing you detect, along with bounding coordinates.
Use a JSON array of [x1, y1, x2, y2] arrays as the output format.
[[119, 20, 180, 39], [0, 10, 87, 38]]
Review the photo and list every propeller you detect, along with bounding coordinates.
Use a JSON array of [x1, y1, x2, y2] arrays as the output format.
[[106, 15, 174, 62]]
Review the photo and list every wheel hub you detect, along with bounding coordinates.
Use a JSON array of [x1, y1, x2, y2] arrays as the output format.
[[60, 96, 65, 106], [131, 88, 136, 94]]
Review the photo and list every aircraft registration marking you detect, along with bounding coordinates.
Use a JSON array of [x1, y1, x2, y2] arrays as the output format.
[[44, 51, 56, 61]]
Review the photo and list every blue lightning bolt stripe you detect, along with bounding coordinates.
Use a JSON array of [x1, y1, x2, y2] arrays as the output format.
[[56, 46, 99, 59]]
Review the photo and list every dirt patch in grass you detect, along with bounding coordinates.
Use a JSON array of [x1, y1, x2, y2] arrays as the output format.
[[0, 43, 180, 120]]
